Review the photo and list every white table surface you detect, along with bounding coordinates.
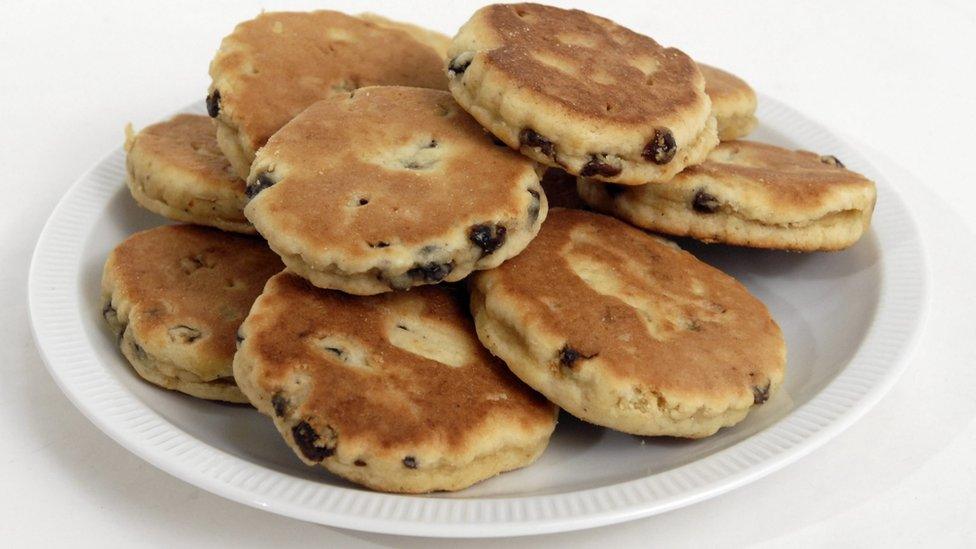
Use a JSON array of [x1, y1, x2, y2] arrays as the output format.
[[3, 1, 975, 546]]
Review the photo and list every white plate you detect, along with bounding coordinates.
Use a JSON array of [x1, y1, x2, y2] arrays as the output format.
[[28, 95, 928, 538]]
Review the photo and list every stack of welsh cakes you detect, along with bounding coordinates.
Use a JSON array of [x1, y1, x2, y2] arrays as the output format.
[[106, 4, 875, 494]]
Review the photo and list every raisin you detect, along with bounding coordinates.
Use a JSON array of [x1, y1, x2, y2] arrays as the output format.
[[324, 346, 344, 358], [246, 172, 276, 199], [407, 262, 453, 283], [130, 340, 147, 361], [692, 190, 720, 213], [642, 128, 676, 164], [206, 89, 221, 118], [354, 459, 367, 467], [752, 383, 771, 405], [448, 54, 473, 77], [558, 345, 596, 368], [291, 421, 334, 462], [369, 241, 390, 249], [519, 128, 556, 160], [402, 456, 418, 469], [580, 155, 622, 178], [235, 330, 244, 345], [820, 155, 845, 168], [527, 189, 541, 223], [469, 224, 507, 256], [271, 392, 288, 418], [102, 302, 117, 322], [559, 346, 581, 367]]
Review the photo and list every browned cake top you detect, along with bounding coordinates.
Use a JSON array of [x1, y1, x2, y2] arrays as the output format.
[[105, 225, 282, 368], [244, 272, 555, 451], [209, 11, 448, 152], [699, 63, 755, 106], [246, 87, 540, 259], [473, 209, 784, 398], [129, 114, 243, 194], [463, 3, 706, 124], [683, 140, 875, 210]]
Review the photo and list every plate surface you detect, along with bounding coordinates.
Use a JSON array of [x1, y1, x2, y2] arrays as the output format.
[[28, 96, 927, 537]]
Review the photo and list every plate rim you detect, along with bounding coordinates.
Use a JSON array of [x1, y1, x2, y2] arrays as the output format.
[[28, 94, 929, 538]]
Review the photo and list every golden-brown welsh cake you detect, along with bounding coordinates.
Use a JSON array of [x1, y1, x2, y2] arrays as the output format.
[[578, 141, 877, 251], [124, 114, 252, 234], [101, 225, 283, 402], [470, 209, 786, 438], [207, 11, 448, 178], [234, 272, 558, 493], [446, 3, 717, 184], [243, 86, 547, 295], [699, 63, 758, 140]]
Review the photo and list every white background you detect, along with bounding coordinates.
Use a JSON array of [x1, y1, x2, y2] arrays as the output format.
[[2, 0, 975, 546]]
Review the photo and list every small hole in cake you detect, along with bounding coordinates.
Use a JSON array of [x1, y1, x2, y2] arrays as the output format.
[[396, 138, 442, 171], [556, 32, 598, 49], [168, 325, 203, 344], [180, 253, 216, 275], [246, 172, 277, 200], [331, 78, 358, 93], [433, 103, 455, 117], [820, 154, 845, 168], [312, 335, 371, 370], [752, 382, 771, 405], [514, 6, 533, 20]]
